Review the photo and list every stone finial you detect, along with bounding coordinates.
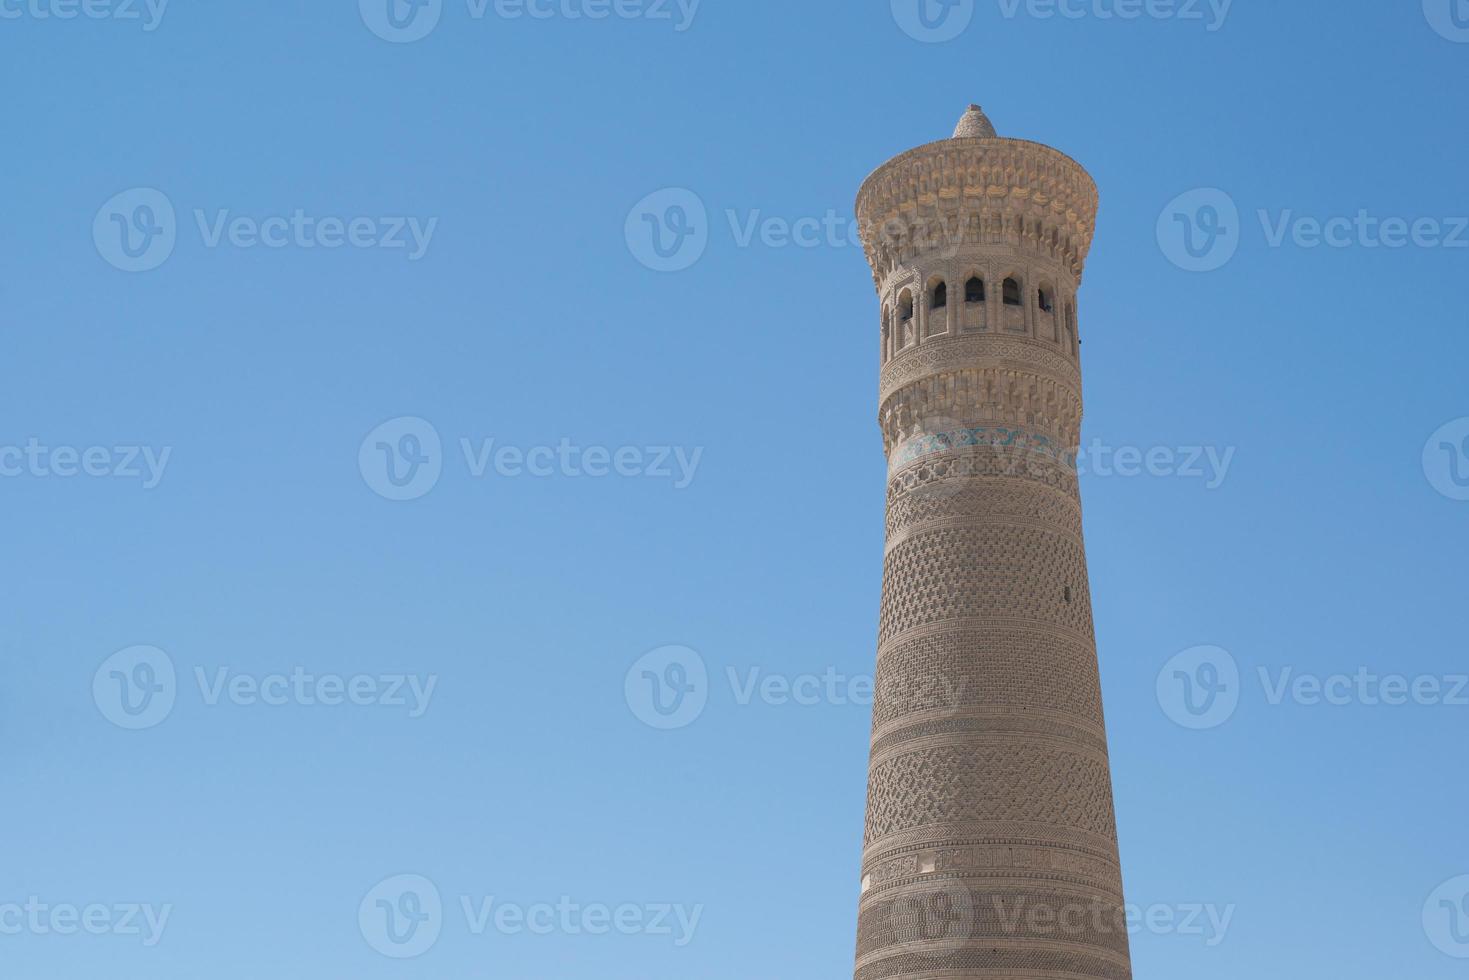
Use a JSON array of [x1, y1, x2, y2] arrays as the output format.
[[952, 104, 997, 139]]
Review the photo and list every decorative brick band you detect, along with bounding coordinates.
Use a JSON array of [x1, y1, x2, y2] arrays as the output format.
[[879, 333, 1082, 403]]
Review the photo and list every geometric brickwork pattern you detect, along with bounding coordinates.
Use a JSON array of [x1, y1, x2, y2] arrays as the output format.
[[883, 476, 1084, 542], [852, 107, 1132, 980], [877, 524, 1096, 644], [888, 442, 1081, 501], [862, 742, 1120, 842], [870, 628, 1105, 732]]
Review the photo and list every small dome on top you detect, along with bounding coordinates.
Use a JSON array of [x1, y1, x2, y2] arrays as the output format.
[[952, 104, 997, 139]]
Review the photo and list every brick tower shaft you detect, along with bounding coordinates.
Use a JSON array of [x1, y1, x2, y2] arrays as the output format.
[[851, 106, 1132, 980]]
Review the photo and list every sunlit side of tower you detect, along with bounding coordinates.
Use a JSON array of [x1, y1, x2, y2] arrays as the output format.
[[851, 106, 1132, 980]]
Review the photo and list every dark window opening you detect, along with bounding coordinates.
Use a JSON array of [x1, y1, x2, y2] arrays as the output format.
[[965, 277, 985, 304], [1038, 288, 1054, 314], [931, 282, 947, 310], [1003, 278, 1021, 307]]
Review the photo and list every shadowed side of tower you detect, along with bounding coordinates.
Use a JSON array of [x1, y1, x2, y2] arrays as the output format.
[[851, 106, 1132, 980]]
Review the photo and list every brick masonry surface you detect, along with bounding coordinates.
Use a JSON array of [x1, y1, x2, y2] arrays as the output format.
[[852, 106, 1133, 980]]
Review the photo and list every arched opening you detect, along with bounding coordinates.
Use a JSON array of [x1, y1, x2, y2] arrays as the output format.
[[965, 276, 985, 304], [931, 281, 947, 310], [1036, 283, 1059, 341], [897, 290, 915, 350], [881, 305, 891, 364], [1003, 278, 1022, 307]]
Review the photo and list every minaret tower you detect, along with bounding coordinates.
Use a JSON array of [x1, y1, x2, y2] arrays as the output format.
[[852, 106, 1132, 980]]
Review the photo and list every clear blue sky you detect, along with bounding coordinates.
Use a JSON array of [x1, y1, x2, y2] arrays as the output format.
[[3, 2, 1467, 978]]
